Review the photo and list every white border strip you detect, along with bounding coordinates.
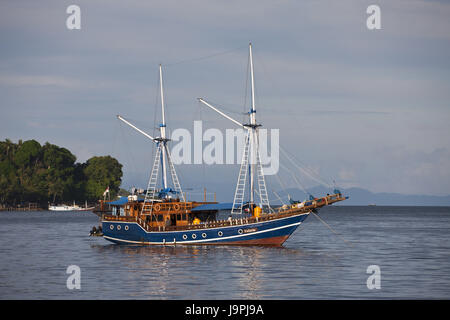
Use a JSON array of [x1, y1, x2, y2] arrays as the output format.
[[103, 211, 309, 234], [103, 221, 303, 245]]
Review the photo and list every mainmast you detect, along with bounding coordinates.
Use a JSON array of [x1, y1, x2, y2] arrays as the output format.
[[249, 43, 256, 126], [159, 64, 168, 190], [198, 43, 270, 214], [248, 43, 256, 207]]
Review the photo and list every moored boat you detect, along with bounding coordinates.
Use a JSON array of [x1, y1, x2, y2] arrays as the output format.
[[49, 204, 80, 211], [102, 192, 346, 245], [49, 200, 95, 211], [101, 44, 348, 246]]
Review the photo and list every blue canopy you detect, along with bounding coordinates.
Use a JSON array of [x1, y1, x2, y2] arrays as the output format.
[[158, 188, 180, 198], [108, 197, 129, 206], [108, 196, 146, 206], [191, 202, 233, 212]]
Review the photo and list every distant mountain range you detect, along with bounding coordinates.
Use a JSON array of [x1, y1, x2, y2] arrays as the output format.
[[277, 186, 450, 206]]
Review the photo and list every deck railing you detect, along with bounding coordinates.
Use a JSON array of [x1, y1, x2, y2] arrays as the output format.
[[103, 207, 305, 233]]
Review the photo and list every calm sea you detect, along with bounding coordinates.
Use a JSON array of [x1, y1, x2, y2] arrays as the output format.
[[0, 206, 449, 299]]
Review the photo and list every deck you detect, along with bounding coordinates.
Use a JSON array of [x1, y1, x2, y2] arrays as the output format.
[[102, 193, 347, 233]]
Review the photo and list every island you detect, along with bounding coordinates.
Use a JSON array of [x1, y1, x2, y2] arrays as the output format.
[[0, 139, 123, 210]]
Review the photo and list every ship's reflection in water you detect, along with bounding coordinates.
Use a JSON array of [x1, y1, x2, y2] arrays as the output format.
[[91, 243, 312, 299]]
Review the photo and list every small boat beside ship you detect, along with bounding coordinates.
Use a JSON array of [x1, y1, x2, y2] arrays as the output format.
[[49, 201, 95, 212], [101, 44, 348, 246], [49, 204, 79, 211]]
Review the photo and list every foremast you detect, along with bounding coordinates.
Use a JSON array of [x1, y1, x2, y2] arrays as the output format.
[[117, 64, 185, 216]]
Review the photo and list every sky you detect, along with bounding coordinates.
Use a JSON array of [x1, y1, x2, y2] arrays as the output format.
[[1, 0, 450, 201]]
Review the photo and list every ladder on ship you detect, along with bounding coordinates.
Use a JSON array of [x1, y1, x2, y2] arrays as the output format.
[[142, 142, 162, 215], [231, 130, 250, 214]]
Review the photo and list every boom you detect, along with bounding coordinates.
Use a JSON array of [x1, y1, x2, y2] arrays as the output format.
[[197, 98, 246, 129], [117, 115, 155, 142]]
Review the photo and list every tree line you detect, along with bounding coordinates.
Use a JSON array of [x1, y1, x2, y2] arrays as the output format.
[[0, 139, 123, 207]]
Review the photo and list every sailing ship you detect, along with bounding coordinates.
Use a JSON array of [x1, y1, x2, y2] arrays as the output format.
[[101, 44, 348, 245]]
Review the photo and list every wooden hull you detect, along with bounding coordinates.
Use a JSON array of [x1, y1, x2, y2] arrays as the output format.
[[102, 212, 308, 246], [210, 235, 290, 246]]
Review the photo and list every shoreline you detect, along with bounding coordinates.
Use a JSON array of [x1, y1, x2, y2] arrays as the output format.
[[0, 207, 45, 212]]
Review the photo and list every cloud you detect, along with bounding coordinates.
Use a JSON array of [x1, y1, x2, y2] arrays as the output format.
[[0, 74, 80, 88], [1, 0, 450, 197], [338, 168, 357, 182]]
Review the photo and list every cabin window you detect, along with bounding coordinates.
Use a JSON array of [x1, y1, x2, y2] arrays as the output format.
[[157, 214, 163, 222], [182, 214, 187, 220], [176, 214, 181, 220]]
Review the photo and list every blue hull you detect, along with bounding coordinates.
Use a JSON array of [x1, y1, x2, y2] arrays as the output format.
[[102, 212, 309, 245]]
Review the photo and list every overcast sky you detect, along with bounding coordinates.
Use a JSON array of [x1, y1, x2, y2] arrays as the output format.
[[1, 0, 450, 201]]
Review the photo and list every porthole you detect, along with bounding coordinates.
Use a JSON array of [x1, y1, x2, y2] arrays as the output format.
[[202, 233, 207, 238], [117, 225, 121, 230], [238, 229, 243, 234], [182, 234, 188, 240], [192, 234, 197, 239], [124, 225, 129, 231], [109, 224, 114, 230], [218, 231, 223, 237]]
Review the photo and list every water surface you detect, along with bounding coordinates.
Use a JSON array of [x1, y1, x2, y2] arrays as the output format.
[[0, 206, 449, 299]]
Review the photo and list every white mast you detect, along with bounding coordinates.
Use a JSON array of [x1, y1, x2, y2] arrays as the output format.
[[159, 64, 168, 190], [249, 43, 256, 125], [248, 43, 256, 207]]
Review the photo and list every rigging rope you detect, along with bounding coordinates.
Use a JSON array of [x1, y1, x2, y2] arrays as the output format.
[[117, 119, 139, 187], [273, 165, 288, 192], [278, 162, 311, 198], [279, 145, 333, 189], [310, 211, 354, 247], [110, 117, 120, 163], [193, 100, 207, 194], [243, 50, 250, 124], [272, 191, 286, 206], [165, 45, 247, 68]]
